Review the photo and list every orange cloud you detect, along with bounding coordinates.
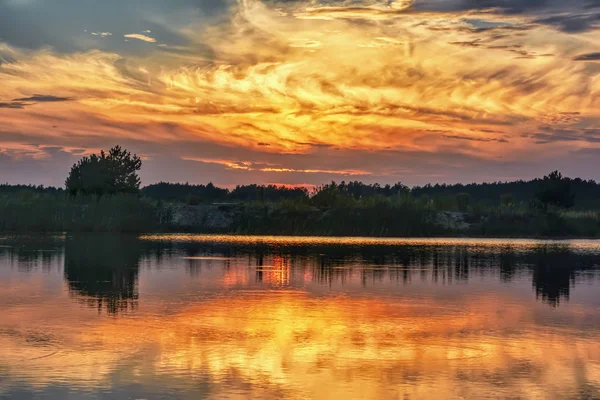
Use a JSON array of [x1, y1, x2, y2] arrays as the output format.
[[182, 157, 369, 175], [1, 0, 600, 182]]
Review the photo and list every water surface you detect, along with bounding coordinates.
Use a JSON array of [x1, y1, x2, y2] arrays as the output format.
[[1, 234, 600, 399]]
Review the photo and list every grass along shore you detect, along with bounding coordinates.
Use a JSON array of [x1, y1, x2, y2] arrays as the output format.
[[2, 191, 600, 238]]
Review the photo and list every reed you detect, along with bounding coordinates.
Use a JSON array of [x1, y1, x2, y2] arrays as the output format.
[[1, 190, 600, 237]]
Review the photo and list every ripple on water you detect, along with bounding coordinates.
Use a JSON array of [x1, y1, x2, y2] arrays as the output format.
[[0, 329, 62, 362]]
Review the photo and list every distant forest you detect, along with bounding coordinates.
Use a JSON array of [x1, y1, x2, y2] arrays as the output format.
[[2, 145, 598, 236], [3, 175, 600, 209]]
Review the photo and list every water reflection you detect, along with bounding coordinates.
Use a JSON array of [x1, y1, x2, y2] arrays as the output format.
[[64, 235, 141, 314], [0, 235, 599, 399], [138, 235, 600, 307], [0, 235, 598, 310]]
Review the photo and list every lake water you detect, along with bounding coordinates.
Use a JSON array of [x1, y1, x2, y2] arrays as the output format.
[[1, 234, 600, 399]]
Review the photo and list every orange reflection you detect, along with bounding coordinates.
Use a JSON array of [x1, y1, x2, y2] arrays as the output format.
[[142, 234, 600, 252], [259, 255, 291, 286], [1, 290, 599, 398]]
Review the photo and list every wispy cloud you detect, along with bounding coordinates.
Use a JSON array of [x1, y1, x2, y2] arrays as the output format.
[[294, 0, 414, 20], [1, 0, 600, 185], [13, 94, 72, 102], [90, 32, 112, 37], [182, 157, 369, 176], [0, 102, 25, 109], [124, 33, 156, 43], [443, 135, 508, 143]]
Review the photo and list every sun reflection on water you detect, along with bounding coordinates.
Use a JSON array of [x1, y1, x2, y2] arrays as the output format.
[[0, 235, 599, 399]]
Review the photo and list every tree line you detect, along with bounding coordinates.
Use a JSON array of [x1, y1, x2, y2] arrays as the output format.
[[1, 145, 596, 211], [141, 171, 589, 212]]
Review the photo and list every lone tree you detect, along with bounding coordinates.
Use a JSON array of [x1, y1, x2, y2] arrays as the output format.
[[535, 171, 575, 211], [66, 145, 142, 196]]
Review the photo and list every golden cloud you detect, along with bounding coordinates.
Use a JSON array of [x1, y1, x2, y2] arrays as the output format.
[[124, 33, 157, 43], [0, 0, 599, 176]]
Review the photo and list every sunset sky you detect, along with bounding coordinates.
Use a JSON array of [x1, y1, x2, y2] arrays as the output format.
[[1, 0, 600, 188]]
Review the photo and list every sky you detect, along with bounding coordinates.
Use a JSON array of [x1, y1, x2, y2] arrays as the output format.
[[0, 0, 600, 188]]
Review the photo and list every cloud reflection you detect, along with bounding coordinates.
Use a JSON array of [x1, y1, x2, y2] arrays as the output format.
[[1, 235, 600, 398]]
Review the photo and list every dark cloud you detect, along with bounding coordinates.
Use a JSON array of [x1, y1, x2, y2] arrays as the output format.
[[416, 0, 559, 13], [0, 94, 72, 110], [573, 52, 600, 61], [462, 0, 552, 13], [523, 126, 600, 144], [508, 48, 553, 58], [534, 13, 600, 33], [585, 0, 600, 8], [449, 39, 484, 47], [415, 0, 600, 32], [12, 94, 72, 102], [0, 102, 25, 109]]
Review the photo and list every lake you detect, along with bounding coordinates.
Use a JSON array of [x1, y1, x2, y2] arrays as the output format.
[[1, 234, 599, 399]]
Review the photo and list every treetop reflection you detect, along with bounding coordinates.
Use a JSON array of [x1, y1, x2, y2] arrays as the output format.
[[0, 235, 599, 313], [1, 235, 600, 399]]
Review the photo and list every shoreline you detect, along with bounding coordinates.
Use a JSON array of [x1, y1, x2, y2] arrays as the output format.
[[2, 197, 600, 239], [3, 230, 600, 241]]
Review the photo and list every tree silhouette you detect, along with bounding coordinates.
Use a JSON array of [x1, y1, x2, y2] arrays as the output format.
[[65, 145, 142, 196], [534, 171, 575, 211]]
